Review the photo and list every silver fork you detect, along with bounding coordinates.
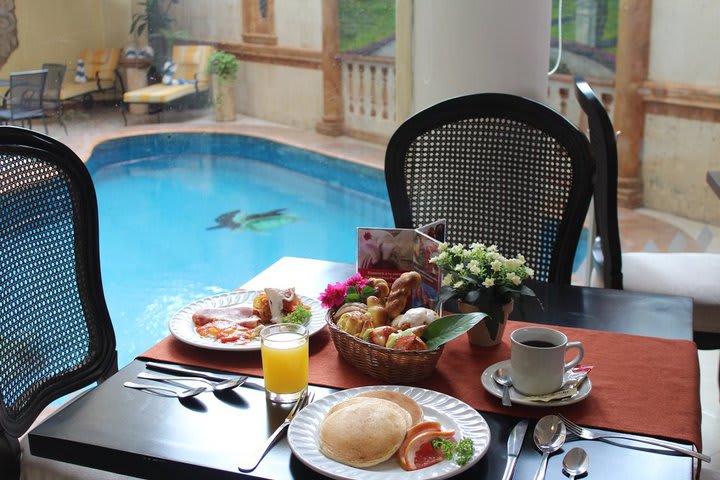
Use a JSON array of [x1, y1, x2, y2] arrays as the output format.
[[557, 414, 710, 462], [237, 389, 314, 472]]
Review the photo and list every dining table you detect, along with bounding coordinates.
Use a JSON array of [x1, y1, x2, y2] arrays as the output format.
[[27, 256, 702, 480]]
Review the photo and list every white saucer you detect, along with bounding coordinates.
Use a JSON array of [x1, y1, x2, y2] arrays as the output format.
[[481, 359, 592, 407]]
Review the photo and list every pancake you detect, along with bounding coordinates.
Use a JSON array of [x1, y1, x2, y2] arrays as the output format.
[[355, 390, 423, 426], [325, 396, 412, 429], [319, 397, 410, 468]]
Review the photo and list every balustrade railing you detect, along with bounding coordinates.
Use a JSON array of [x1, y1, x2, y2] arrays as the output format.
[[339, 55, 616, 144]]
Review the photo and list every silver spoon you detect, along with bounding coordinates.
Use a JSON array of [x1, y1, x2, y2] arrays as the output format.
[[123, 381, 205, 399], [137, 371, 246, 391], [492, 367, 513, 407], [562, 447, 589, 479], [533, 414, 567, 480]]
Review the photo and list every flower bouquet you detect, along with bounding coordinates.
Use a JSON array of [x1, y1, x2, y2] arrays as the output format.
[[430, 242, 539, 343]]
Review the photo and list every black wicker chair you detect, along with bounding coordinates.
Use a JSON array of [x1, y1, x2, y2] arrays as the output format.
[[574, 77, 623, 290], [0, 126, 118, 479], [385, 93, 594, 285]]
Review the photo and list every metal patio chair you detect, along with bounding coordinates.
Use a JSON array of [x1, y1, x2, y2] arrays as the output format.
[[0, 70, 48, 134], [385, 93, 594, 284], [0, 126, 118, 479], [41, 63, 68, 135]]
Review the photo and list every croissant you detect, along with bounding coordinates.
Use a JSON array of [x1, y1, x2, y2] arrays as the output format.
[[385, 271, 422, 319]]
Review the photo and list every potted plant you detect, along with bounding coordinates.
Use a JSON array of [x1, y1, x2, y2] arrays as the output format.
[[207, 50, 239, 121], [430, 242, 539, 346], [129, 0, 188, 75]]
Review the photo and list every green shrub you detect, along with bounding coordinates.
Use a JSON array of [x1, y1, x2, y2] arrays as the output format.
[[207, 51, 239, 80]]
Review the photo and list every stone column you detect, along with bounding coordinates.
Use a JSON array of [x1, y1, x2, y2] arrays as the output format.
[[316, 0, 344, 136], [613, 0, 651, 207]]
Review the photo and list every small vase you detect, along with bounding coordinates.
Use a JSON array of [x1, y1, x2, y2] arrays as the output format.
[[458, 298, 513, 347]]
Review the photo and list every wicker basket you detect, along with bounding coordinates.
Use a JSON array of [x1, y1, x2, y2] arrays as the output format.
[[326, 310, 444, 383]]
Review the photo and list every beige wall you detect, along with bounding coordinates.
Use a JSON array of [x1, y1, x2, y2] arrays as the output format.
[[175, 0, 324, 129], [0, 0, 131, 78], [643, 0, 720, 224]]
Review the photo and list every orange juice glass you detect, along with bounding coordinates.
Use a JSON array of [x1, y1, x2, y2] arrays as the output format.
[[260, 323, 309, 403]]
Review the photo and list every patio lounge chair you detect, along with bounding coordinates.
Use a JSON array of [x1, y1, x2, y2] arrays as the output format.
[[59, 47, 123, 108], [121, 45, 214, 125], [0, 69, 48, 134]]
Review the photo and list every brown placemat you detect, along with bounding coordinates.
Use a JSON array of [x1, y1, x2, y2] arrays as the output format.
[[139, 320, 702, 449]]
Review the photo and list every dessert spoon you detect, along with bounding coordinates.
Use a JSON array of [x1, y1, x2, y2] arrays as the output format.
[[123, 381, 205, 399], [533, 415, 567, 480], [562, 447, 589, 479]]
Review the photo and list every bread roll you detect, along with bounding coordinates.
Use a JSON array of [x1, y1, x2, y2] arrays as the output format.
[[319, 397, 410, 468], [385, 271, 422, 318]]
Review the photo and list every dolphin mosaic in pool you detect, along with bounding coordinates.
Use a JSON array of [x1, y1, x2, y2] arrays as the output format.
[[207, 208, 299, 232]]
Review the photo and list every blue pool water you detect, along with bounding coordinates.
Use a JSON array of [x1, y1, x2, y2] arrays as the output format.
[[88, 133, 394, 367]]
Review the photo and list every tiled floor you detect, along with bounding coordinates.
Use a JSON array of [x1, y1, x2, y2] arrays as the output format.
[[29, 104, 720, 475]]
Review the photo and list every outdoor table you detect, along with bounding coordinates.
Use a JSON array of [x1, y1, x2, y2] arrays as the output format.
[[28, 257, 700, 479]]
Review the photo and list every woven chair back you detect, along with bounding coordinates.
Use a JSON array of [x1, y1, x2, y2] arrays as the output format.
[[0, 127, 117, 478], [385, 93, 594, 284]]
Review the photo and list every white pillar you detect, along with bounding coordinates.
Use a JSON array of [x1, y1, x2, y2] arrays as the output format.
[[410, 0, 552, 114]]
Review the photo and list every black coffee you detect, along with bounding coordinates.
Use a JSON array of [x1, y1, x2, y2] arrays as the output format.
[[521, 340, 557, 348]]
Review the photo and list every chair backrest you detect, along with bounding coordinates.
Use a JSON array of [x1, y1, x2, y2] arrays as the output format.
[[574, 77, 623, 289], [385, 93, 594, 284], [80, 47, 120, 82], [0, 127, 117, 478], [40, 63, 66, 104], [171, 45, 214, 87], [6, 70, 47, 116]]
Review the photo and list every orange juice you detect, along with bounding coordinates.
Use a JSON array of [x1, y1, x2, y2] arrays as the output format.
[[260, 324, 308, 402]]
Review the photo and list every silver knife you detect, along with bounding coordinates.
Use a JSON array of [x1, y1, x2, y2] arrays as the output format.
[[501, 419, 529, 480], [237, 389, 312, 472]]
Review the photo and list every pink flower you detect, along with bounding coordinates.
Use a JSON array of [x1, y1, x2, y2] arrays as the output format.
[[319, 282, 347, 308], [343, 272, 367, 289]]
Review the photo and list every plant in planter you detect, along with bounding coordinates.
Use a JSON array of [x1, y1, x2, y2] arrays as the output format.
[[430, 242, 540, 345], [207, 50, 239, 121], [130, 0, 188, 74]]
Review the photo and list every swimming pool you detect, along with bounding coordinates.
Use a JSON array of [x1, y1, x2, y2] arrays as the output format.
[[87, 133, 394, 367]]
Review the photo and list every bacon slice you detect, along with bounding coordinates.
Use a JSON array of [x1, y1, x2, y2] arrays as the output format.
[[192, 305, 259, 327]]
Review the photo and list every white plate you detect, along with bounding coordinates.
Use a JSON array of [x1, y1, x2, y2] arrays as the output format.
[[168, 290, 326, 351], [481, 359, 592, 407], [288, 385, 491, 480]]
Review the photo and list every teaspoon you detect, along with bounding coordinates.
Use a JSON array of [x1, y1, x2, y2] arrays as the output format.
[[562, 447, 589, 479], [533, 414, 567, 480], [492, 367, 513, 407]]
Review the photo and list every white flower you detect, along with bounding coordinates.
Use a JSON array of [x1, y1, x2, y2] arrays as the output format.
[[525, 267, 534, 278], [468, 261, 481, 275], [506, 258, 520, 269], [453, 280, 464, 289], [506, 272, 522, 286], [488, 252, 501, 260], [488, 245, 498, 252], [442, 274, 454, 286], [482, 277, 495, 288], [450, 244, 465, 254], [490, 260, 503, 271], [438, 242, 448, 252], [517, 254, 526, 264], [454, 263, 464, 272]]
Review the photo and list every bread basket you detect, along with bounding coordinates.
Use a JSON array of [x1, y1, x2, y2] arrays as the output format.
[[326, 309, 444, 383]]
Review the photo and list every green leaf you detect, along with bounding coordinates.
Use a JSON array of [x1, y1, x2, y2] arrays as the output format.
[[423, 313, 487, 350]]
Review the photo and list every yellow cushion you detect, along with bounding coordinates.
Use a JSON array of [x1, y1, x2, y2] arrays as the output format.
[[60, 80, 114, 100], [81, 48, 120, 81], [171, 45, 213, 87], [123, 83, 207, 104]]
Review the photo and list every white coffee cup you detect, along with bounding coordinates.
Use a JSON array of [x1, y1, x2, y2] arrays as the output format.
[[510, 326, 584, 396]]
